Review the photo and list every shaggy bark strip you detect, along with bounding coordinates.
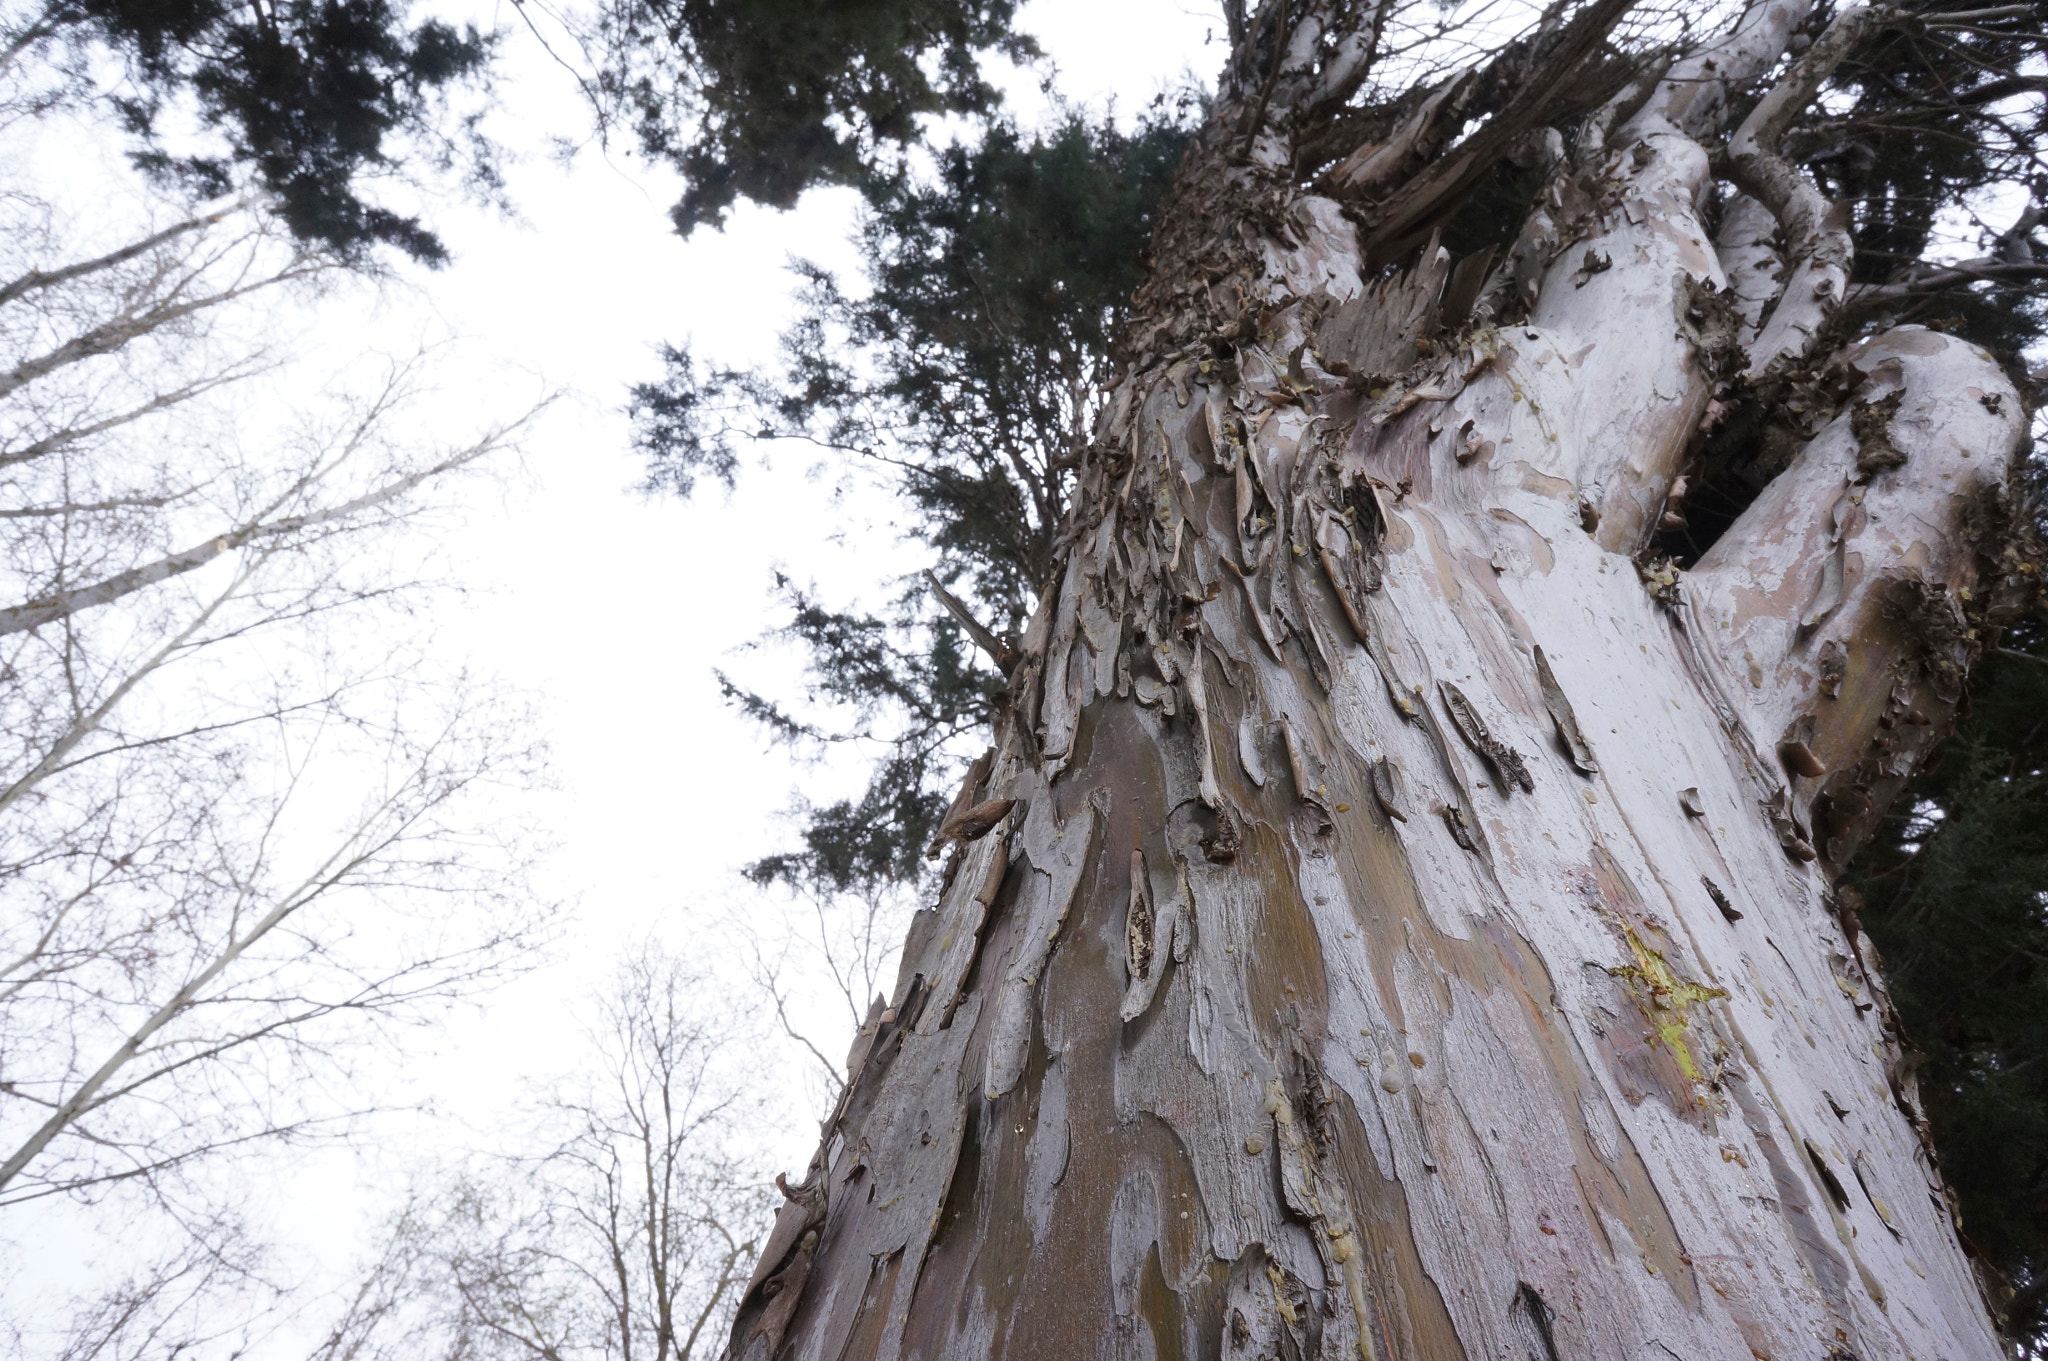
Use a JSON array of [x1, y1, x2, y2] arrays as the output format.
[[721, 1, 2031, 1356]]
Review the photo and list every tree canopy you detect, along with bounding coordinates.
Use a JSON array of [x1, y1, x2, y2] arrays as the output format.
[[586, 0, 1040, 235], [2, 0, 1044, 261], [5, 0, 498, 261]]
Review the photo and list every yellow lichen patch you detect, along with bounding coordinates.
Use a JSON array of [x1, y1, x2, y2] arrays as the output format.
[[1608, 927, 1728, 1082]]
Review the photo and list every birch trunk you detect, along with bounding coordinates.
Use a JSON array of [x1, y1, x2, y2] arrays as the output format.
[[721, 7, 2028, 1357]]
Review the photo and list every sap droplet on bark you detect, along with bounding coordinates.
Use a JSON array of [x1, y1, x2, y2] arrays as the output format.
[[1639, 555, 1684, 607], [1378, 1044, 1408, 1093]]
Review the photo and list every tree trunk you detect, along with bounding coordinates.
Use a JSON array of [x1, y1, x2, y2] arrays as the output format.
[[722, 6, 2026, 1357]]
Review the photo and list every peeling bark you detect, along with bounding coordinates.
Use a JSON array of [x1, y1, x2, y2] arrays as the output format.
[[721, 4, 2027, 1357]]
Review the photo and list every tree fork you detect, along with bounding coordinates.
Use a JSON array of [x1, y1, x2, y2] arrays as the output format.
[[722, 2, 2029, 1356]]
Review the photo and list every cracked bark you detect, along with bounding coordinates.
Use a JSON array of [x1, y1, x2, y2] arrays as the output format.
[[720, 3, 2026, 1356]]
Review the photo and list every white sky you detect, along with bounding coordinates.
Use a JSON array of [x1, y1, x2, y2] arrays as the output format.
[[187, 0, 1226, 1328]]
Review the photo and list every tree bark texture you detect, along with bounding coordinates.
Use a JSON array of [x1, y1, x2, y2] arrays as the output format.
[[723, 7, 2027, 1358]]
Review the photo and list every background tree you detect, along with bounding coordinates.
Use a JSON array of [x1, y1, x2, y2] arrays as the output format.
[[0, 0, 499, 262], [722, 877, 923, 1109], [11, 1211, 279, 1361], [572, 0, 1039, 235], [0, 0, 1074, 1350], [0, 184, 556, 1347], [311, 942, 773, 1361], [628, 0, 2048, 1356]]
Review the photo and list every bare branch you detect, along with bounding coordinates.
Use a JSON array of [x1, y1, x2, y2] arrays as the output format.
[[1723, 4, 1898, 375], [0, 255, 322, 402], [0, 411, 539, 639], [0, 202, 244, 309], [0, 363, 277, 469], [923, 569, 1015, 671]]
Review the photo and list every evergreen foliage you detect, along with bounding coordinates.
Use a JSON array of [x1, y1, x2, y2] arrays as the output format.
[[586, 0, 1040, 235], [1820, 0, 2048, 307], [1850, 562, 2048, 1349], [631, 104, 1195, 894], [720, 575, 990, 895], [5, 0, 497, 262], [3, 0, 1041, 263]]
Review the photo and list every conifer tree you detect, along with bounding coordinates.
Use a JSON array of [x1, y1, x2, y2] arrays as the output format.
[[636, 0, 2048, 1355]]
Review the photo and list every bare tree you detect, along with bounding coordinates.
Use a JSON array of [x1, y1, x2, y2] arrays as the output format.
[[0, 179, 558, 1350], [320, 943, 775, 1361], [724, 0, 2048, 1357], [726, 883, 915, 1111], [10, 1216, 267, 1361]]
